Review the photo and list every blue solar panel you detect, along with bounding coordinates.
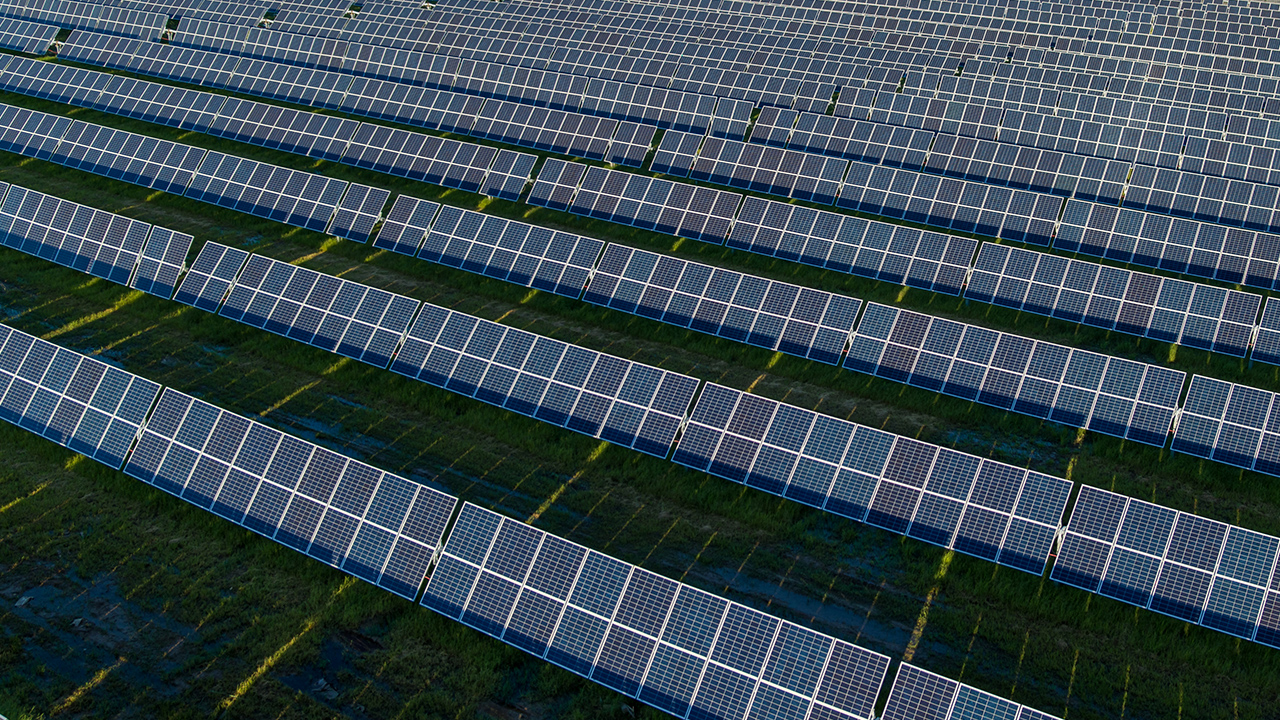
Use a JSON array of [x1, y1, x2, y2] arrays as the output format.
[[881, 664, 1060, 720], [124, 388, 457, 599], [1053, 485, 1280, 647], [390, 304, 699, 458], [846, 303, 1184, 447], [672, 383, 1071, 574], [585, 243, 860, 364], [327, 183, 391, 244], [1252, 298, 1280, 367], [172, 241, 250, 312], [220, 253, 419, 369], [186, 151, 349, 232], [729, 197, 976, 296], [1172, 376, 1280, 476], [422, 502, 892, 719], [131, 227, 194, 300], [371, 195, 440, 256], [0, 323, 160, 469], [419, 205, 604, 299]]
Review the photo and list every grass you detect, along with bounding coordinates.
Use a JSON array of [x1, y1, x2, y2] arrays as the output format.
[[0, 69, 1278, 720]]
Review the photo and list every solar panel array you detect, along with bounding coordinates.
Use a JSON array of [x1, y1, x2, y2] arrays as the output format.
[[208, 96, 359, 161], [565, 164, 742, 245], [1055, 199, 1280, 293], [423, 502, 893, 720], [131, 227, 194, 300], [673, 382, 1073, 574], [846, 303, 1186, 447], [390, 303, 699, 458], [90, 75, 227, 133], [471, 98, 617, 161], [49, 120, 207, 195], [220, 253, 418, 369], [527, 157, 584, 212], [0, 182, 156, 286], [605, 121, 656, 168], [1053, 486, 1280, 648], [478, 149, 537, 202], [690, 136, 849, 206], [328, 183, 391, 244], [1172, 376, 1280, 477], [124, 388, 458, 600], [185, 151, 348, 232], [173, 241, 250, 313], [881, 664, 1060, 720], [339, 76, 485, 134], [0, 17, 58, 55], [337, 125, 508, 194], [729, 197, 976, 296], [370, 194, 441, 256], [585, 244, 860, 365], [0, 104, 71, 160], [0, 323, 161, 470], [650, 129, 702, 177], [968, 244, 1263, 357], [0, 57, 109, 107], [418, 205, 604, 299], [1253, 299, 1280, 368]]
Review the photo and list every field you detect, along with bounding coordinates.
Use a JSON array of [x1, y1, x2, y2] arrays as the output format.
[[1, 59, 1280, 720]]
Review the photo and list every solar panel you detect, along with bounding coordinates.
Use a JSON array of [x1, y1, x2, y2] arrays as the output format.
[[605, 121, 656, 168], [337, 125, 498, 194], [471, 99, 618, 161], [1253, 298, 1280, 367], [327, 184, 391, 244], [422, 502, 892, 720], [220, 253, 418, 369], [690, 136, 849, 206], [90, 75, 227, 134], [124, 388, 458, 600], [48, 121, 208, 196], [0, 56, 109, 107], [225, 58, 354, 110], [477, 149, 537, 202], [1053, 485, 1280, 648], [185, 151, 348, 232], [208, 97, 358, 161], [1171, 375, 1280, 476], [847, 302, 1186, 446], [570, 165, 741, 245], [730, 196, 976, 295], [125, 40, 242, 90], [1054, 200, 1280, 291], [881, 664, 1062, 720], [968, 244, 1262, 357], [672, 383, 1072, 574], [419, 205, 604, 299], [172, 241, 250, 313], [339, 77, 484, 134], [130, 227, 193, 300], [0, 104, 72, 160], [527, 157, 585, 212], [585, 244, 860, 364], [650, 129, 703, 177], [0, 183, 158, 286], [0, 17, 58, 55], [57, 30, 141, 70], [0, 323, 161, 470], [371, 195, 440, 256], [390, 303, 699, 458]]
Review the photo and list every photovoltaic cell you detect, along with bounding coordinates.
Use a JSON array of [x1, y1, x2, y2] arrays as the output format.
[[327, 183, 391, 244], [422, 502, 892, 720], [1053, 485, 1280, 648], [528, 157, 585, 212], [478, 149, 537, 202], [729, 196, 976, 295], [371, 195, 440, 256], [48, 121, 208, 196], [845, 303, 1186, 446], [585, 244, 860, 364], [131, 227, 193, 300], [123, 388, 457, 599], [172, 241, 250, 312], [1172, 376, 1280, 476], [968, 244, 1261, 357], [672, 383, 1072, 574], [0, 323, 160, 469], [0, 104, 73, 160], [418, 205, 604, 299], [390, 304, 699, 458], [569, 165, 741, 245], [220, 253, 419, 369], [1251, 298, 1280, 367], [0, 183, 155, 286], [606, 121, 656, 168]]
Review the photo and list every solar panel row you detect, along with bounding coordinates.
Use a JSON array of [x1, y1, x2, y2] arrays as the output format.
[[584, 244, 861, 365], [0, 322, 161, 470], [124, 387, 459, 600], [845, 303, 1186, 446], [417, 204, 604, 298], [185, 150, 348, 232], [0, 17, 58, 55], [881, 664, 1060, 720], [328, 183, 391, 244], [390, 303, 700, 458], [49, 120, 207, 195], [1053, 485, 1280, 648], [968, 244, 1262, 357], [672, 382, 1073, 574]]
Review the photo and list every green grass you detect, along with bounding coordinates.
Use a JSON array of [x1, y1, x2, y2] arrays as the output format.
[[0, 65, 1278, 720]]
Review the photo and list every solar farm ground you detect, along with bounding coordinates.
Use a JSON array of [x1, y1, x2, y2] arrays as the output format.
[[1, 67, 1280, 720]]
